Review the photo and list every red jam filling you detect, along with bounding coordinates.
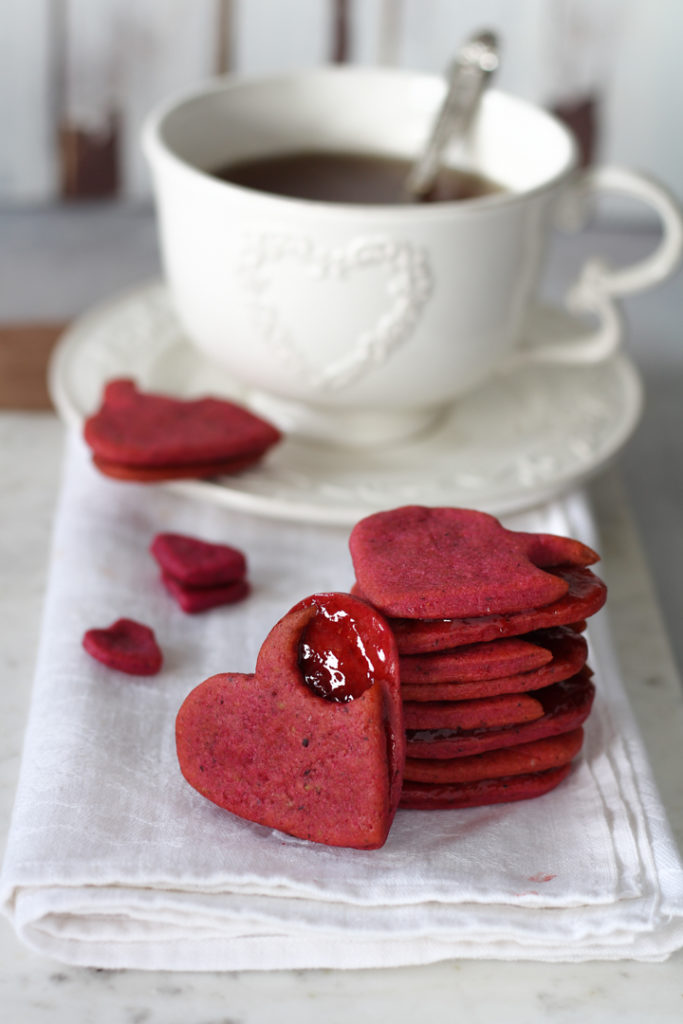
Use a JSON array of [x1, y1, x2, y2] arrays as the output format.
[[298, 599, 386, 702]]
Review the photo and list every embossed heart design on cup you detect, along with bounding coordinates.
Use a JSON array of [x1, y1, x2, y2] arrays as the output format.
[[237, 232, 433, 391]]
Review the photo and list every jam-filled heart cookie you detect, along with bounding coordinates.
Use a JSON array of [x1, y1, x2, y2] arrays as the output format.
[[176, 593, 405, 849], [403, 690, 545, 732], [82, 617, 163, 676], [160, 573, 250, 614], [399, 632, 555, 685]]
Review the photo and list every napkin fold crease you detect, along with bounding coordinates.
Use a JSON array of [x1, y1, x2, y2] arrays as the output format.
[[2, 434, 683, 969]]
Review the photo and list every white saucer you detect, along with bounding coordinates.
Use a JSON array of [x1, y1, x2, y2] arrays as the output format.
[[49, 281, 643, 526]]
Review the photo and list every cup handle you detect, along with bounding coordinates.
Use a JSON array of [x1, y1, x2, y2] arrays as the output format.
[[516, 165, 683, 366]]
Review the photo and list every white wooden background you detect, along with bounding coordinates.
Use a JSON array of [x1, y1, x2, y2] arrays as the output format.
[[1, 0, 682, 210]]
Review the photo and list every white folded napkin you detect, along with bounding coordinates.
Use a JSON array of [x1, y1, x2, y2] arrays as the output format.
[[2, 434, 683, 969]]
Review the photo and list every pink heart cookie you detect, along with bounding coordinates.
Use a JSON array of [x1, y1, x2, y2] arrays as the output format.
[[385, 567, 606, 654], [400, 764, 572, 810], [151, 533, 247, 587], [400, 627, 588, 701], [161, 572, 250, 614], [82, 618, 163, 675], [349, 505, 599, 619], [84, 378, 281, 479], [176, 593, 405, 849]]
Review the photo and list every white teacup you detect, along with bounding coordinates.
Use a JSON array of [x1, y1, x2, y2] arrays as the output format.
[[143, 67, 682, 444]]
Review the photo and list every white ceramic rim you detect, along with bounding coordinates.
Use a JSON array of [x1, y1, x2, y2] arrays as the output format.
[[48, 281, 643, 526], [141, 66, 579, 222]]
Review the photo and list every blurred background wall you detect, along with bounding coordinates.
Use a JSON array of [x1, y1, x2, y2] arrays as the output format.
[[1, 0, 682, 214]]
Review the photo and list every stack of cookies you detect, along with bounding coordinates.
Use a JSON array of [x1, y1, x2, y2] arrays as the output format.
[[150, 532, 250, 613], [349, 505, 607, 810]]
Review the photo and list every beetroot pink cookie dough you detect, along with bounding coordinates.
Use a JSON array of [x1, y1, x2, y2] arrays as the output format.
[[400, 627, 588, 702], [405, 671, 595, 760], [399, 764, 572, 810], [151, 532, 250, 614], [404, 728, 584, 784], [151, 533, 247, 586], [84, 378, 281, 482], [360, 567, 606, 655], [176, 593, 405, 850], [161, 573, 250, 614], [82, 618, 163, 675]]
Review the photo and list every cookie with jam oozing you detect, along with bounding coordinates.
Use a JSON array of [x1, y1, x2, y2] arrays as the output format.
[[176, 593, 405, 850]]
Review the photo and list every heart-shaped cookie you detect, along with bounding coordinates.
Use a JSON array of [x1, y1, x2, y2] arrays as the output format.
[[82, 618, 163, 675], [161, 572, 250, 614], [400, 627, 588, 702], [386, 567, 607, 654], [399, 764, 573, 810], [404, 728, 584, 785], [349, 506, 599, 619], [150, 533, 247, 587], [175, 593, 405, 849], [403, 691, 545, 732], [84, 379, 281, 477], [399, 634, 554, 685]]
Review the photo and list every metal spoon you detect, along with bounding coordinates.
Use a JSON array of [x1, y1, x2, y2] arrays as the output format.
[[405, 30, 501, 201]]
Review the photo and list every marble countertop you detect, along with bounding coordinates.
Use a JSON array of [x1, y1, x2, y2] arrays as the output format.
[[1, 413, 683, 1023]]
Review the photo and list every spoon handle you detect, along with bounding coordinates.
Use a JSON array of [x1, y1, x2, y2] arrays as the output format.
[[405, 30, 500, 200]]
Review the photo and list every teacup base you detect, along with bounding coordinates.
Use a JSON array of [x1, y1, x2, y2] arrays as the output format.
[[247, 390, 445, 448]]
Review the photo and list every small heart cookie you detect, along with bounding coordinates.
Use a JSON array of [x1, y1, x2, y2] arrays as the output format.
[[176, 593, 405, 849], [151, 533, 247, 587], [82, 618, 163, 675], [161, 572, 250, 614]]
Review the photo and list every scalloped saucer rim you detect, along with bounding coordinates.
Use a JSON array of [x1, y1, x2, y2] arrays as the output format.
[[48, 280, 643, 526]]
